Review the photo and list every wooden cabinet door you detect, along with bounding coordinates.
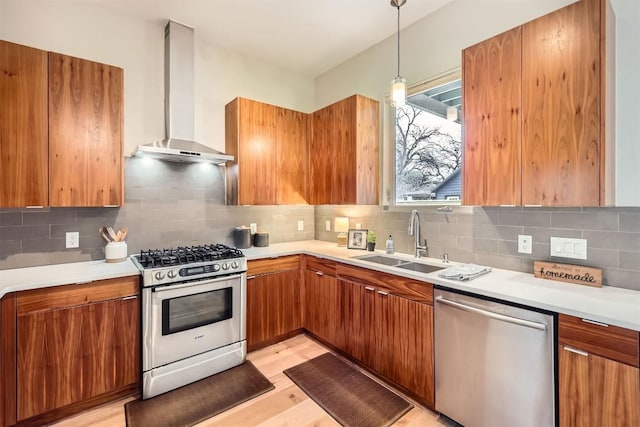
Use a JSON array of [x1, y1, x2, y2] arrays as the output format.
[[310, 104, 334, 205], [17, 296, 139, 421], [237, 98, 276, 205], [303, 269, 342, 348], [559, 345, 639, 427], [0, 41, 48, 208], [522, 0, 601, 206], [354, 95, 379, 205], [462, 27, 522, 206], [48, 52, 123, 207], [331, 96, 357, 204], [340, 280, 376, 368], [247, 269, 302, 351], [376, 292, 434, 406], [275, 107, 309, 204]]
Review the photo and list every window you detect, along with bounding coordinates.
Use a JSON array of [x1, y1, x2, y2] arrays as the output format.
[[394, 71, 462, 205]]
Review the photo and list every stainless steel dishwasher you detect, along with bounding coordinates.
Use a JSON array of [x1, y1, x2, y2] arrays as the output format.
[[434, 288, 556, 427]]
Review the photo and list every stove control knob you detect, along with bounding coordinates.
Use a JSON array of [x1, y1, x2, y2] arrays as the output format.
[[213, 264, 221, 272], [167, 270, 177, 279], [154, 271, 166, 281], [231, 261, 239, 269], [222, 263, 230, 270]]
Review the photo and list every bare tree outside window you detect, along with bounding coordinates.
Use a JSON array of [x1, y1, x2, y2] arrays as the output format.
[[395, 78, 462, 203]]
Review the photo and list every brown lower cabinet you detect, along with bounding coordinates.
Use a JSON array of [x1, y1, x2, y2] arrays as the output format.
[[246, 256, 303, 351], [0, 276, 140, 426], [303, 256, 435, 408], [559, 314, 640, 427]]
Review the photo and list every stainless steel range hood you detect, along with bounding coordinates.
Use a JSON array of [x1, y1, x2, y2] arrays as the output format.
[[133, 20, 233, 164]]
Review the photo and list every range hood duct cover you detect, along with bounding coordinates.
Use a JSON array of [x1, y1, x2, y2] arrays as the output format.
[[133, 20, 233, 164]]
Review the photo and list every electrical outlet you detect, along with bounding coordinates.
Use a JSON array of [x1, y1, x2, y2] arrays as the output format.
[[297, 220, 304, 231], [355, 223, 362, 229], [518, 235, 532, 254], [249, 223, 257, 234], [325, 220, 331, 231], [66, 232, 79, 249]]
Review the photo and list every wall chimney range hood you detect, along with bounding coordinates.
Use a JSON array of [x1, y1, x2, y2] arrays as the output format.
[[133, 20, 233, 164]]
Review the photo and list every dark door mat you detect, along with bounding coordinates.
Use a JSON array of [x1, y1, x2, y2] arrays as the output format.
[[284, 353, 413, 427], [125, 361, 274, 427]]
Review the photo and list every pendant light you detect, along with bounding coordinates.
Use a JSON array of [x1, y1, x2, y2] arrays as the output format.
[[390, 0, 407, 108]]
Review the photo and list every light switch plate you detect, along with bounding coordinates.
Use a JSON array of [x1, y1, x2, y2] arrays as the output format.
[[518, 235, 532, 254], [297, 220, 304, 231], [355, 223, 362, 229], [249, 223, 257, 234], [550, 237, 587, 260], [66, 232, 79, 249], [325, 220, 331, 231]]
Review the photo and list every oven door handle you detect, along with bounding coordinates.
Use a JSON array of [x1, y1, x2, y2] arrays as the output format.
[[152, 273, 244, 293]]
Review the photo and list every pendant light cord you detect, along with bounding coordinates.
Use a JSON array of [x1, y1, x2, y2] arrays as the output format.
[[396, 5, 401, 78]]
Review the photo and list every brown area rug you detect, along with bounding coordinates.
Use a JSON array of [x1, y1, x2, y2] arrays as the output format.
[[125, 361, 273, 427], [284, 353, 413, 427]]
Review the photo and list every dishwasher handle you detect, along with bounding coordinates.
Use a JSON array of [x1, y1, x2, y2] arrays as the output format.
[[435, 296, 547, 331]]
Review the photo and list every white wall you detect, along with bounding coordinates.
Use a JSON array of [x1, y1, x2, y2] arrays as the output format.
[[0, 0, 315, 156], [315, 0, 640, 206]]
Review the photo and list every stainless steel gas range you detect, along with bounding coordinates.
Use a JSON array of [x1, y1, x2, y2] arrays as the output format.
[[132, 244, 247, 399]]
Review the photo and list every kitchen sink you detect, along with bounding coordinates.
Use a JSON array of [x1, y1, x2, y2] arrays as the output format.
[[394, 262, 444, 274], [352, 254, 445, 274], [352, 254, 406, 266]]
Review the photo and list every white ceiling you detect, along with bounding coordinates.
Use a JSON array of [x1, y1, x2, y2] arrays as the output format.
[[83, 0, 454, 77]]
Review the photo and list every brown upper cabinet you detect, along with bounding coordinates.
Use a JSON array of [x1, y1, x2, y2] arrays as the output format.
[[463, 0, 613, 207], [49, 52, 124, 207], [225, 97, 309, 205], [0, 41, 124, 208], [0, 41, 49, 208], [226, 94, 379, 206], [310, 94, 379, 205]]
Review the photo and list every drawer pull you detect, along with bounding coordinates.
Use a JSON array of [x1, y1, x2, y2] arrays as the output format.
[[581, 318, 609, 327], [563, 346, 589, 357], [246, 275, 256, 280], [121, 295, 137, 301], [365, 286, 375, 292], [377, 290, 389, 296], [315, 271, 324, 276]]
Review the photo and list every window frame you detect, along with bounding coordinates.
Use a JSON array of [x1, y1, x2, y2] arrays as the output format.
[[381, 67, 462, 208]]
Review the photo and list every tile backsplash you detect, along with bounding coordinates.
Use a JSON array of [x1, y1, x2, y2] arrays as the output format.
[[0, 158, 314, 269], [2, 160, 639, 292], [315, 205, 640, 291]]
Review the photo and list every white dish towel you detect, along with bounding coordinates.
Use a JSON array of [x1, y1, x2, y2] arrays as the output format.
[[438, 264, 492, 281]]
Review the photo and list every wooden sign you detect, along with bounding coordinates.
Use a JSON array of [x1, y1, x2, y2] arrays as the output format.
[[534, 261, 602, 288]]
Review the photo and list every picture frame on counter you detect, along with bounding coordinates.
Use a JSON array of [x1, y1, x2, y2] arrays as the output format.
[[347, 229, 368, 250]]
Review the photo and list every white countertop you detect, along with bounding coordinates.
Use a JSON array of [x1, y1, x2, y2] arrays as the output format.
[[244, 240, 640, 331], [0, 259, 140, 298], [2, 240, 638, 331]]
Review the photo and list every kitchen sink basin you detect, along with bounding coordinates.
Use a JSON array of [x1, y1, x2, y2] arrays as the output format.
[[352, 254, 445, 274], [394, 262, 444, 274], [352, 254, 406, 266]]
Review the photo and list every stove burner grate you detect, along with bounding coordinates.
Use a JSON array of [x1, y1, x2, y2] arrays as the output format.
[[135, 243, 244, 268]]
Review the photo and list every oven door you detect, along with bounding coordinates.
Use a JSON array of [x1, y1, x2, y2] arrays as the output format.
[[142, 273, 246, 371]]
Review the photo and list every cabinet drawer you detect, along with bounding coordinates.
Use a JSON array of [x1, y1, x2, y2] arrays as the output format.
[[17, 275, 140, 315], [336, 263, 433, 305], [305, 256, 336, 277], [248, 255, 300, 276], [559, 314, 639, 367]]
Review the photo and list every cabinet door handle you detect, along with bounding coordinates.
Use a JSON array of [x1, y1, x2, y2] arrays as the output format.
[[365, 286, 375, 292], [121, 295, 137, 301], [247, 275, 256, 280], [315, 271, 324, 276], [581, 318, 609, 327], [377, 290, 389, 296], [563, 346, 589, 357]]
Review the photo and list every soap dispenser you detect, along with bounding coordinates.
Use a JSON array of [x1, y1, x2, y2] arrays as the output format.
[[385, 235, 394, 254]]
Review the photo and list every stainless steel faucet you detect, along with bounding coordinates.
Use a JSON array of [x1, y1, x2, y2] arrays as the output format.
[[408, 209, 428, 258]]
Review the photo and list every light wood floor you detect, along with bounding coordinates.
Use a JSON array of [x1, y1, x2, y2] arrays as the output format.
[[53, 334, 450, 427]]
